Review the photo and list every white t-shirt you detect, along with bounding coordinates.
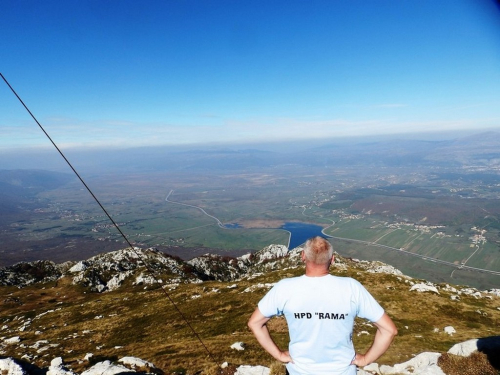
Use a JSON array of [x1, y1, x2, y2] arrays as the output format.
[[258, 274, 384, 375]]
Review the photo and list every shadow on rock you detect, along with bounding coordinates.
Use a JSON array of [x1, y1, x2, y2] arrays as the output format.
[[478, 335, 500, 370]]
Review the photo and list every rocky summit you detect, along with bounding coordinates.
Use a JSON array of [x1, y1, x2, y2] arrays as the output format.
[[0, 244, 296, 291], [1, 244, 500, 374]]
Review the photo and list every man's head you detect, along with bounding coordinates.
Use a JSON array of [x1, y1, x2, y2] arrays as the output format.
[[302, 236, 334, 266]]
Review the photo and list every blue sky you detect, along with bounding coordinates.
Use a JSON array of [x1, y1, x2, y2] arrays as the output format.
[[1, 0, 500, 150]]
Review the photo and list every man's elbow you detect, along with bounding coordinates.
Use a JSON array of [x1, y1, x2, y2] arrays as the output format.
[[390, 325, 398, 337], [247, 319, 254, 332], [386, 320, 398, 338], [377, 313, 398, 338], [247, 317, 260, 334]]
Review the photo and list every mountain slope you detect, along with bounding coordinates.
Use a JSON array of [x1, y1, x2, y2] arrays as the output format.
[[0, 245, 499, 374]]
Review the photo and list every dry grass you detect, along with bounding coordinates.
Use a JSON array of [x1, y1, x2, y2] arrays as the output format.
[[439, 352, 499, 375], [268, 361, 286, 375], [204, 363, 239, 375]]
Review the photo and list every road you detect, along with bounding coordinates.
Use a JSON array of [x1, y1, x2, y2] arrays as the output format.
[[165, 190, 224, 228], [327, 234, 500, 276]]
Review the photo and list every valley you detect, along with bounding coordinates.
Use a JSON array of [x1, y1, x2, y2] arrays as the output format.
[[2, 134, 500, 289]]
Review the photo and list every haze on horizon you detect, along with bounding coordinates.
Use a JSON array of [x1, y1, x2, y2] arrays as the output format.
[[1, 0, 500, 153]]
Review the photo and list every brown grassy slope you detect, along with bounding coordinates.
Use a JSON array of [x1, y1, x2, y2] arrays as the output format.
[[0, 257, 499, 374]]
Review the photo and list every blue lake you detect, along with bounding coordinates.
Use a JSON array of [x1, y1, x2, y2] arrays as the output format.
[[280, 222, 330, 250], [223, 221, 330, 250]]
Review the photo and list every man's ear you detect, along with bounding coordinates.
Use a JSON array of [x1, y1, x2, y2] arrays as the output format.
[[301, 250, 306, 262], [330, 255, 335, 265]]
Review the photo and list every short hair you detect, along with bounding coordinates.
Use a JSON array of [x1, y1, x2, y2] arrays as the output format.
[[303, 236, 333, 265]]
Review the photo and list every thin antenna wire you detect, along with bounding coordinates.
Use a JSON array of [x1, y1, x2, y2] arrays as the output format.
[[1, 72, 219, 366], [1, 73, 132, 249]]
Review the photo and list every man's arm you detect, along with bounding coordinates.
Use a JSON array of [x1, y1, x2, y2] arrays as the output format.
[[351, 312, 397, 367], [247, 308, 293, 363]]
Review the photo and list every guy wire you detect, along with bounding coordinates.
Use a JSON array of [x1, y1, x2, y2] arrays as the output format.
[[1, 72, 219, 366]]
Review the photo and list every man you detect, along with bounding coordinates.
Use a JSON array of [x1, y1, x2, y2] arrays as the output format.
[[248, 236, 397, 375]]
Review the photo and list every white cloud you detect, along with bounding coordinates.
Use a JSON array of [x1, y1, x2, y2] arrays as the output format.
[[1, 115, 500, 150]]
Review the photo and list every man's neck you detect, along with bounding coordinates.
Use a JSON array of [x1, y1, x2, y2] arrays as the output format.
[[305, 265, 330, 277]]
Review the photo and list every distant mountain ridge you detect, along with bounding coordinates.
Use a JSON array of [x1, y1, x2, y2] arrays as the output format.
[[145, 131, 500, 170], [0, 169, 74, 225], [3, 131, 500, 172], [0, 169, 73, 193]]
